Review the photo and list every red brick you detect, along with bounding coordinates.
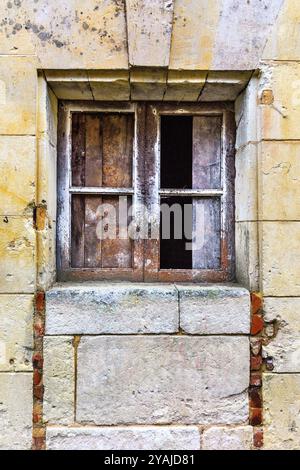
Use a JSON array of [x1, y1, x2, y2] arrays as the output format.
[[251, 292, 263, 315], [33, 437, 45, 451], [32, 353, 43, 369], [251, 354, 263, 371], [33, 369, 42, 386], [251, 314, 264, 335], [33, 384, 44, 400], [249, 386, 262, 408], [250, 407, 263, 426], [250, 372, 262, 387], [35, 291, 45, 313], [253, 429, 264, 448]]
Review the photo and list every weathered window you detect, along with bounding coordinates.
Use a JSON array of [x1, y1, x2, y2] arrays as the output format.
[[57, 102, 235, 282]]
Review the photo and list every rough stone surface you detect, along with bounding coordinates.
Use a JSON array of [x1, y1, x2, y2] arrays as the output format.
[[235, 222, 259, 292], [235, 76, 259, 148], [235, 144, 258, 222], [178, 285, 250, 335], [202, 426, 253, 450], [46, 283, 179, 334], [263, 297, 300, 372], [0, 136, 36, 216], [200, 72, 251, 101], [0, 216, 35, 294], [0, 373, 32, 450], [261, 222, 300, 296], [264, 373, 300, 450], [46, 426, 201, 450], [260, 141, 300, 220], [0, 295, 33, 372], [43, 336, 74, 425], [77, 336, 249, 425]]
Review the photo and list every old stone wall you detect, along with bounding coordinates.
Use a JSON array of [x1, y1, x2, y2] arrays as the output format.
[[0, 0, 299, 450]]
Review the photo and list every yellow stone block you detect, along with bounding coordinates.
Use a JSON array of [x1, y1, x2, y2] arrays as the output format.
[[37, 75, 58, 146], [38, 135, 57, 221], [164, 70, 206, 102], [130, 68, 167, 101], [236, 221, 259, 292], [263, 0, 300, 61], [0, 216, 35, 293], [235, 143, 258, 222], [89, 70, 130, 101], [0, 136, 36, 216], [264, 373, 300, 450], [259, 141, 300, 220], [0, 294, 33, 372], [261, 222, 300, 296], [0, 56, 37, 135], [260, 63, 300, 140]]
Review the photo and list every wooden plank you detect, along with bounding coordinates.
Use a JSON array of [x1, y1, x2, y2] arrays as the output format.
[[71, 195, 85, 268], [102, 114, 134, 188], [85, 114, 102, 187], [84, 196, 102, 268], [192, 198, 221, 269], [192, 116, 222, 189], [101, 197, 132, 268], [71, 113, 86, 187]]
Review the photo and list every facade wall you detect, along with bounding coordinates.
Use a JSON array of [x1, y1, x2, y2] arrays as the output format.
[[0, 0, 299, 450]]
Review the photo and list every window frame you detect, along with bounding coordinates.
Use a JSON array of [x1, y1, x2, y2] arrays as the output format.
[[57, 100, 235, 282]]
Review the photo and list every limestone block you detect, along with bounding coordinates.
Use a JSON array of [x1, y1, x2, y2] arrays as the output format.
[[45, 71, 92, 100], [46, 283, 178, 334], [0, 56, 36, 135], [202, 426, 253, 450], [235, 222, 259, 292], [89, 70, 130, 101], [178, 285, 250, 335], [164, 71, 206, 102], [212, 0, 284, 70], [263, 297, 300, 373], [259, 141, 300, 221], [235, 76, 259, 149], [0, 2, 35, 55], [37, 220, 56, 291], [126, 0, 174, 67], [0, 136, 36, 216], [77, 336, 249, 425], [199, 72, 251, 102], [264, 373, 300, 450], [43, 336, 74, 425], [0, 373, 32, 450], [38, 135, 57, 220], [169, 0, 221, 70], [235, 143, 258, 222], [263, 0, 300, 61], [130, 68, 167, 100], [37, 75, 58, 147], [260, 63, 300, 140], [0, 1, 128, 69], [0, 216, 35, 294], [0, 294, 33, 372], [261, 222, 300, 296], [46, 426, 200, 450]]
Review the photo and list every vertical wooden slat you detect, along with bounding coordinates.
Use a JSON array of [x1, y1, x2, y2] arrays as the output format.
[[71, 113, 86, 186], [192, 116, 222, 189], [101, 196, 132, 268], [102, 114, 133, 188], [192, 198, 221, 269], [85, 114, 102, 186], [71, 195, 85, 267], [84, 196, 102, 268]]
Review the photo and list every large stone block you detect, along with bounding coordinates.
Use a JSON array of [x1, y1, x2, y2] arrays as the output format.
[[37, 75, 58, 147], [264, 373, 300, 450], [199, 72, 251, 102], [259, 141, 300, 221], [46, 283, 179, 335], [235, 76, 259, 149], [261, 222, 300, 296], [0, 373, 32, 450], [235, 143, 258, 222], [263, 297, 300, 373], [0, 136, 36, 216], [202, 425, 253, 450], [178, 285, 250, 335], [260, 63, 300, 140], [43, 336, 74, 425], [126, 0, 174, 67], [235, 222, 259, 292], [46, 426, 200, 450], [0, 56, 36, 135], [77, 336, 249, 425], [0, 294, 33, 372], [0, 216, 35, 294]]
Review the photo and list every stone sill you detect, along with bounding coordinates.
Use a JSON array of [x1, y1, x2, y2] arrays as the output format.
[[45, 282, 250, 335]]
